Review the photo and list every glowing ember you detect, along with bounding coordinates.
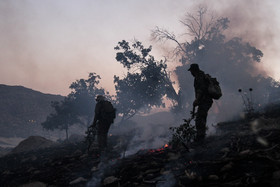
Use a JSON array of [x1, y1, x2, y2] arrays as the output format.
[[148, 144, 169, 154]]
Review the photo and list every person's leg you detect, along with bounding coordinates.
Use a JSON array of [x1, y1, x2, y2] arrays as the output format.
[[195, 103, 212, 141], [97, 133, 107, 150], [195, 110, 207, 141], [97, 120, 111, 150]]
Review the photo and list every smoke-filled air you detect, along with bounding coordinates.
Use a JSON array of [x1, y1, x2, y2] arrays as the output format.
[[1, 1, 280, 186]]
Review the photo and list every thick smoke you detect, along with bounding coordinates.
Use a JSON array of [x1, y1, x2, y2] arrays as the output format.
[[109, 111, 176, 156], [118, 1, 280, 152], [212, 0, 279, 49], [4, 1, 279, 152], [107, 1, 280, 153], [202, 0, 280, 79], [171, 1, 280, 123]]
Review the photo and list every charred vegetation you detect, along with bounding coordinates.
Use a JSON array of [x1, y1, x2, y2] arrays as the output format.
[[0, 106, 280, 186]]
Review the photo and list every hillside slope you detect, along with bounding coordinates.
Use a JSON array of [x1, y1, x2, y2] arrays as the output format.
[[0, 84, 64, 137], [0, 111, 279, 186]]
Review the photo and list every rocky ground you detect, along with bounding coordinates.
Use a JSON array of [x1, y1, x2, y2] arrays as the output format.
[[0, 114, 280, 187]]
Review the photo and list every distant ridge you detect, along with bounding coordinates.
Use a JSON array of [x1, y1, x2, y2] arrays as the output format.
[[0, 84, 64, 138], [0, 84, 63, 97]]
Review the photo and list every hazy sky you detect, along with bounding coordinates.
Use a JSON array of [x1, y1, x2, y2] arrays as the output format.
[[1, 0, 280, 96]]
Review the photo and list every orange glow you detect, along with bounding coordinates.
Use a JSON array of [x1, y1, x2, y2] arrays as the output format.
[[147, 144, 170, 154]]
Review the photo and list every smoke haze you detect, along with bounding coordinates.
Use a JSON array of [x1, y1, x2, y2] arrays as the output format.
[[0, 0, 191, 95], [206, 0, 280, 77], [1, 1, 279, 96], [1, 0, 280, 150]]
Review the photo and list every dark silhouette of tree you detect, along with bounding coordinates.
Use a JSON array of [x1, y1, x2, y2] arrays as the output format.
[[68, 73, 106, 126], [41, 73, 106, 139], [114, 40, 179, 122], [41, 98, 79, 140], [152, 6, 278, 119]]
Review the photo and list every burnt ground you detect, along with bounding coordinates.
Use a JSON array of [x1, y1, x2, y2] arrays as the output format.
[[0, 114, 280, 186], [105, 120, 280, 187]]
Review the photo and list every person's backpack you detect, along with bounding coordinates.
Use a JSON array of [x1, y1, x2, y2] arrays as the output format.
[[101, 101, 116, 122], [205, 74, 222, 100]]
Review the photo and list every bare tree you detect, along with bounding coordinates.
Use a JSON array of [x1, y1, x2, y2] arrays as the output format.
[[179, 6, 215, 40], [151, 26, 186, 57], [151, 6, 220, 63]]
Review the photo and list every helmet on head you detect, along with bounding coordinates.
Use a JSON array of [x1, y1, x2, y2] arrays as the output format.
[[188, 63, 200, 72], [96, 95, 105, 102]]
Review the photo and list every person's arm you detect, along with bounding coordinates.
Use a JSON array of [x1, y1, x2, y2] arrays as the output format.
[[92, 115, 97, 127], [92, 102, 101, 127], [193, 73, 205, 106], [193, 91, 203, 107]]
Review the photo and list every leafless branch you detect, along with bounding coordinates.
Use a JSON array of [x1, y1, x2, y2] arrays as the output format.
[[151, 26, 187, 55], [180, 6, 216, 42]]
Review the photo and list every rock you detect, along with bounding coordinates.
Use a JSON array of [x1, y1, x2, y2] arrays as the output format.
[[144, 168, 160, 175], [160, 169, 171, 175], [19, 181, 47, 187], [27, 167, 35, 172], [21, 155, 37, 163], [239, 149, 252, 156], [91, 166, 98, 172], [103, 176, 119, 185], [168, 152, 180, 160], [137, 175, 143, 181], [2, 170, 13, 175], [79, 153, 88, 160], [180, 176, 191, 184], [68, 134, 85, 143], [250, 119, 260, 133], [220, 147, 230, 153], [33, 170, 41, 175], [12, 136, 55, 153], [145, 173, 155, 180], [31, 155, 37, 161], [220, 162, 233, 172], [73, 150, 82, 156], [69, 177, 87, 185], [208, 175, 219, 180], [273, 170, 280, 179], [184, 170, 197, 180], [256, 137, 269, 147]]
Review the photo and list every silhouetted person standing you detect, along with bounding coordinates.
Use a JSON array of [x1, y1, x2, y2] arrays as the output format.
[[188, 64, 213, 142], [91, 95, 116, 151]]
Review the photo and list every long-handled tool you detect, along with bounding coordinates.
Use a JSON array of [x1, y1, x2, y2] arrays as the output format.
[[85, 125, 97, 152]]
